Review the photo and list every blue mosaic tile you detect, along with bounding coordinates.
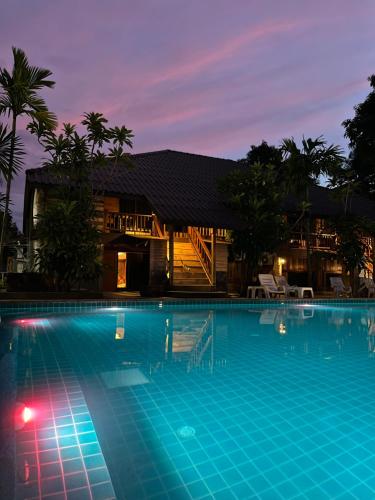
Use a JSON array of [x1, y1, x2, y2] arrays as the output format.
[[9, 301, 375, 498]]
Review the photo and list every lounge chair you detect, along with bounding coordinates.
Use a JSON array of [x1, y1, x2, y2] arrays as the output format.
[[359, 277, 375, 298], [258, 274, 285, 299], [330, 277, 352, 297], [275, 275, 299, 297], [275, 275, 314, 299]]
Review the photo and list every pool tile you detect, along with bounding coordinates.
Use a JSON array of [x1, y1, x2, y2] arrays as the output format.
[[12, 301, 375, 499]]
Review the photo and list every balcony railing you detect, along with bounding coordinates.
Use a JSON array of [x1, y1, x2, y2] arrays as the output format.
[[288, 232, 337, 251], [104, 212, 166, 238], [197, 227, 229, 242], [104, 211, 230, 242]]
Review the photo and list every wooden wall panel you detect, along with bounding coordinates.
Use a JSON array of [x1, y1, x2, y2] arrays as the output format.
[[216, 244, 228, 272], [149, 239, 167, 284], [104, 197, 119, 212], [102, 249, 117, 291]]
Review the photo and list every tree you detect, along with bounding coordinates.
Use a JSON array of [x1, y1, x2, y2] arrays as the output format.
[[0, 123, 24, 178], [36, 200, 101, 291], [239, 140, 283, 167], [0, 47, 56, 268], [31, 113, 133, 290], [239, 141, 284, 184], [330, 215, 374, 293], [281, 136, 344, 285], [343, 75, 375, 196], [219, 162, 286, 293]]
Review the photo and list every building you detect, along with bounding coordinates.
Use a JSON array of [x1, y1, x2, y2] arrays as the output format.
[[23, 149, 375, 293]]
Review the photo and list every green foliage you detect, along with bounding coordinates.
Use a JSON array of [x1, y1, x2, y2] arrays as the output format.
[[0, 210, 20, 242], [239, 141, 283, 168], [281, 136, 344, 195], [32, 111, 134, 290], [330, 216, 373, 276], [0, 47, 56, 267], [0, 123, 24, 180], [0, 47, 56, 128], [0, 209, 22, 269], [219, 162, 286, 278], [343, 75, 375, 194], [36, 200, 101, 291], [281, 136, 344, 284]]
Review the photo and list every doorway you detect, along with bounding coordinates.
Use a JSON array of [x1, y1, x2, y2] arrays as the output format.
[[117, 252, 127, 288]]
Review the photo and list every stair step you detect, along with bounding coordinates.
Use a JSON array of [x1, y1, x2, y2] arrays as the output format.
[[170, 285, 219, 293], [174, 261, 201, 267], [174, 280, 210, 286], [173, 274, 209, 280], [174, 270, 207, 276], [174, 252, 200, 259]]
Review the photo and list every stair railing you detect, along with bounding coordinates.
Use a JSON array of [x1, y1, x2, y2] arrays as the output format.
[[187, 311, 213, 372], [187, 226, 212, 284], [152, 214, 166, 238]]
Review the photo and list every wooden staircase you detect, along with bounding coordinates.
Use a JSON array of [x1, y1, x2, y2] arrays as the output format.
[[168, 312, 213, 371], [172, 240, 212, 291]]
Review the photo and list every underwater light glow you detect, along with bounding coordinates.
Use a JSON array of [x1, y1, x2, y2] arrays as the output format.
[[103, 307, 125, 311], [15, 318, 50, 327], [22, 406, 33, 423], [15, 402, 35, 430]]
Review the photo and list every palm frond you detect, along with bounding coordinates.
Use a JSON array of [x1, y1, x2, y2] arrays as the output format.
[[0, 123, 24, 178]]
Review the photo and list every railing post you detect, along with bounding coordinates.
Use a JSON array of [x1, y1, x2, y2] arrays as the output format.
[[168, 226, 174, 287], [104, 211, 108, 232], [211, 228, 216, 287]]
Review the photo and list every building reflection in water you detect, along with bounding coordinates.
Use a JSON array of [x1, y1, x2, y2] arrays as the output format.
[[112, 310, 228, 376], [115, 313, 125, 340], [106, 305, 375, 383]]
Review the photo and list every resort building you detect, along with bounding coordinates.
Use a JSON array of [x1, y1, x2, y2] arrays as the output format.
[[23, 149, 375, 293]]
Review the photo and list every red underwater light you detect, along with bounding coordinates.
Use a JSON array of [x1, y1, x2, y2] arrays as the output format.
[[15, 402, 34, 430], [22, 406, 33, 423]]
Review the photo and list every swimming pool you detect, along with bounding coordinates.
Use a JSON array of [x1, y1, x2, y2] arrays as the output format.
[[4, 301, 375, 499]]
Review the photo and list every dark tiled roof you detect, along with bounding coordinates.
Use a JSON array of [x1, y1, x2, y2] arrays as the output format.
[[284, 184, 375, 219], [26, 149, 375, 227], [26, 149, 241, 229]]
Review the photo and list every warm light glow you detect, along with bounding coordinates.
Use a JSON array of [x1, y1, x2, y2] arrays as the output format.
[[278, 257, 286, 265], [278, 322, 287, 335], [117, 252, 127, 288], [15, 403, 35, 430], [115, 327, 125, 340], [22, 406, 33, 423]]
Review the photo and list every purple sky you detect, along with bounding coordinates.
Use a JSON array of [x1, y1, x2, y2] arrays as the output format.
[[1, 0, 374, 227]]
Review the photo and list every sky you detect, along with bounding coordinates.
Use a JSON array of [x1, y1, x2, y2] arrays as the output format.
[[0, 0, 374, 228]]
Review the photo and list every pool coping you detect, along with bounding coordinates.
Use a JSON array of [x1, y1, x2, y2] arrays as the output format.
[[1, 297, 375, 313]]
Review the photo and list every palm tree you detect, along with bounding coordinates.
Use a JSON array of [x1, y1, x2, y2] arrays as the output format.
[[0, 123, 24, 179], [281, 136, 344, 285], [81, 112, 109, 166], [0, 47, 56, 266], [108, 125, 134, 171]]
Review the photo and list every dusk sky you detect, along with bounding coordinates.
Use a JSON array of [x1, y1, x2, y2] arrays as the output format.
[[1, 0, 374, 227]]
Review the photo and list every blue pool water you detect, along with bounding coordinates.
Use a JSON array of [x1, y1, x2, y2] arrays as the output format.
[[5, 302, 375, 499]]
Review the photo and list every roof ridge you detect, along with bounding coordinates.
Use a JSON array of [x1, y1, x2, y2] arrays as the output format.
[[132, 148, 237, 163]]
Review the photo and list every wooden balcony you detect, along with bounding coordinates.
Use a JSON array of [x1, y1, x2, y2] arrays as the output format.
[[288, 232, 337, 251], [197, 227, 229, 242], [104, 212, 166, 238], [104, 211, 230, 242]]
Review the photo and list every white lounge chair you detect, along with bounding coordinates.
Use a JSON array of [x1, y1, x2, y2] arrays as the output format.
[[258, 274, 285, 299], [275, 275, 314, 299], [330, 277, 352, 297], [275, 276, 299, 297]]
